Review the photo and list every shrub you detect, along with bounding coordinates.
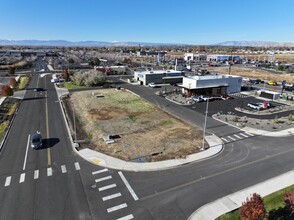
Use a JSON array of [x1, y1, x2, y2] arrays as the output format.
[[232, 115, 238, 122], [288, 114, 293, 121], [273, 116, 279, 124], [240, 193, 268, 220], [10, 78, 17, 88], [1, 85, 14, 96], [71, 70, 105, 86]]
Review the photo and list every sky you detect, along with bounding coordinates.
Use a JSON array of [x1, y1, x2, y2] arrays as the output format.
[[0, 0, 294, 45]]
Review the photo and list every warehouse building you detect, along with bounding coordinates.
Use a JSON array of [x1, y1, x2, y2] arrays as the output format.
[[134, 70, 184, 85], [179, 73, 242, 96]]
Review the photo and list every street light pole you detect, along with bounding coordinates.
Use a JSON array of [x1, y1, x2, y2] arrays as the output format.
[[202, 99, 209, 151]]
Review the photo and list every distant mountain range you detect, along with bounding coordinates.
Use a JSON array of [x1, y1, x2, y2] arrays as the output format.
[[214, 41, 294, 47], [0, 39, 182, 47], [1, 39, 294, 47]]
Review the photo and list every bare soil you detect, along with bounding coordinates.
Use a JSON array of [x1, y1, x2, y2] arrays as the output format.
[[206, 66, 294, 84], [63, 89, 205, 162]]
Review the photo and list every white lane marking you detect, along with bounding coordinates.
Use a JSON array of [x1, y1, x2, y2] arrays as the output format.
[[102, 193, 122, 201], [47, 167, 52, 176], [107, 203, 128, 213], [23, 135, 31, 170], [239, 133, 248, 138], [116, 214, 134, 220], [74, 162, 80, 170], [19, 173, 25, 183], [118, 171, 139, 201], [227, 136, 236, 141], [99, 184, 117, 191], [5, 176, 11, 186], [221, 138, 228, 143], [245, 132, 254, 136], [92, 168, 108, 175], [61, 165, 67, 173], [234, 134, 242, 139], [34, 170, 39, 179], [95, 176, 112, 183]]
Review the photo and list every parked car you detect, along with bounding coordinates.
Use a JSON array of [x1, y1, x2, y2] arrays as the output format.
[[148, 82, 159, 88], [31, 132, 43, 149], [192, 96, 203, 102], [201, 95, 214, 101], [267, 81, 278, 86], [247, 102, 263, 110], [221, 94, 233, 100]]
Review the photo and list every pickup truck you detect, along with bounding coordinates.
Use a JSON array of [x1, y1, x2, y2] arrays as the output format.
[[148, 82, 159, 88]]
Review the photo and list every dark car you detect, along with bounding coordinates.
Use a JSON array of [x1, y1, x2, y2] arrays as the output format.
[[31, 132, 43, 149]]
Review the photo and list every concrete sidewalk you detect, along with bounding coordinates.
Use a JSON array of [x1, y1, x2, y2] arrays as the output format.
[[188, 169, 294, 220]]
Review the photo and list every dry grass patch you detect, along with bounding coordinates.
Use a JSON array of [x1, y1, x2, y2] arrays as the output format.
[[68, 89, 204, 161], [207, 66, 294, 84]]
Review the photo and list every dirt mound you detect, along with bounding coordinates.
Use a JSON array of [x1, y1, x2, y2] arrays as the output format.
[[87, 108, 129, 120]]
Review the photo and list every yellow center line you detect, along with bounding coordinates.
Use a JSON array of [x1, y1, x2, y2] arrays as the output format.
[[45, 79, 51, 166]]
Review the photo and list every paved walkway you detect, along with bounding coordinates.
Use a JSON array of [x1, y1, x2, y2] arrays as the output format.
[[188, 170, 294, 220]]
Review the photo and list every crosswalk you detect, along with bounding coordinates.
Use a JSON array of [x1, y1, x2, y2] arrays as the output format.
[[221, 131, 254, 143], [92, 168, 136, 220], [2, 162, 82, 187]]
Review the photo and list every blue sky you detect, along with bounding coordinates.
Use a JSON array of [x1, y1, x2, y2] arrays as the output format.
[[0, 0, 293, 44]]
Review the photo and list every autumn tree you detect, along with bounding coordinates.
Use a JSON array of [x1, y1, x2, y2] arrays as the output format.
[[285, 190, 294, 217], [63, 69, 70, 82], [1, 85, 14, 97], [240, 193, 268, 220], [10, 78, 17, 89], [7, 66, 15, 75]]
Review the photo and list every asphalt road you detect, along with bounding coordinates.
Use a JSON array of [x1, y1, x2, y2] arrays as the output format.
[[1, 74, 294, 220]]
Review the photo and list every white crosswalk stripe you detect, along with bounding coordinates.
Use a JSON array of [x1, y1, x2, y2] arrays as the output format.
[[74, 162, 80, 170], [227, 136, 236, 141], [92, 168, 108, 175], [234, 134, 242, 139], [61, 165, 67, 173], [107, 203, 128, 213], [4, 176, 11, 187], [245, 132, 254, 136], [19, 173, 25, 183], [47, 167, 52, 176], [221, 137, 229, 142], [116, 214, 134, 220], [34, 170, 39, 179], [239, 133, 249, 138], [99, 184, 117, 191], [102, 193, 122, 201], [95, 175, 112, 183]]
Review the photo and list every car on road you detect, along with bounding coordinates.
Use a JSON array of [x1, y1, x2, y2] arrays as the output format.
[[221, 94, 233, 100], [247, 102, 263, 110], [31, 132, 43, 149]]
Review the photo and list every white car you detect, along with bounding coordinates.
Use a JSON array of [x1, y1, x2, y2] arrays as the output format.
[[148, 83, 159, 88], [247, 102, 263, 110]]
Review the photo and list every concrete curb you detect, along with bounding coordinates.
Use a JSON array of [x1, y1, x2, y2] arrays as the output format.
[[188, 169, 294, 220], [55, 86, 224, 171], [77, 135, 223, 172]]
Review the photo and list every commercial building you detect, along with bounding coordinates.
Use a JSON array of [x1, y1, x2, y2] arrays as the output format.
[[206, 54, 241, 62], [184, 53, 207, 61], [179, 73, 242, 96], [134, 70, 184, 85]]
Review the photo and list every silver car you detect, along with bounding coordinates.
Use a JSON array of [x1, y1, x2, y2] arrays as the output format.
[[31, 132, 43, 149]]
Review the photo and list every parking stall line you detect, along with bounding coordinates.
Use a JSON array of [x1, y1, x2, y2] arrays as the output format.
[[4, 176, 11, 187], [34, 170, 39, 179], [116, 214, 134, 220], [74, 162, 80, 170], [234, 134, 243, 139], [95, 175, 112, 183], [118, 171, 139, 201], [107, 203, 128, 213], [47, 167, 52, 176], [227, 136, 236, 141], [99, 184, 117, 192], [102, 193, 122, 201], [19, 173, 25, 183], [239, 133, 249, 138], [92, 168, 108, 175], [61, 165, 67, 173]]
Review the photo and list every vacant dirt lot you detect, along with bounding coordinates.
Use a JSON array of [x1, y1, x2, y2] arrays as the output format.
[[64, 89, 205, 162], [206, 66, 294, 84]]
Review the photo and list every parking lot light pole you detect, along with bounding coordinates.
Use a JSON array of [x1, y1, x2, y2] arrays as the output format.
[[201, 99, 209, 151]]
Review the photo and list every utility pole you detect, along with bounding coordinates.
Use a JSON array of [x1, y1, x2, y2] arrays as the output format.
[[201, 99, 209, 151], [73, 103, 77, 143]]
